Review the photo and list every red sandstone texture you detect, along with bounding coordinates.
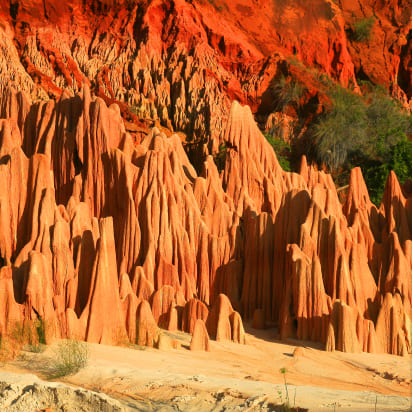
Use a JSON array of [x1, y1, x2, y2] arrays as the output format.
[[0, 0, 410, 153], [0, 84, 410, 355], [0, 1, 411, 356]]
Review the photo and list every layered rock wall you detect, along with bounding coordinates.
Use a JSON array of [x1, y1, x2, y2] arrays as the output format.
[[0, 0, 410, 158]]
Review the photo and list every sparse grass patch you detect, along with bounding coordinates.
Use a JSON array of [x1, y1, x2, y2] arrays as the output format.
[[352, 17, 375, 42], [25, 342, 46, 353], [49, 339, 89, 378], [0, 320, 40, 362], [279, 367, 290, 411], [0, 335, 21, 362], [272, 74, 305, 113]]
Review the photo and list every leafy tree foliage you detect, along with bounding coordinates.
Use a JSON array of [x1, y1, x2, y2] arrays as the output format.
[[264, 133, 291, 172], [313, 86, 367, 171], [313, 84, 411, 205]]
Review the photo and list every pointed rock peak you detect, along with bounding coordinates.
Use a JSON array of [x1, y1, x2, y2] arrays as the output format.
[[381, 171, 411, 240], [345, 167, 372, 210], [190, 319, 210, 351], [225, 101, 262, 144], [119, 273, 134, 300], [132, 266, 154, 301], [224, 101, 279, 165], [206, 293, 245, 343], [109, 103, 121, 117], [84, 217, 126, 344], [182, 298, 209, 334], [230, 311, 246, 344], [207, 294, 233, 340], [136, 300, 159, 347], [343, 167, 376, 226], [201, 155, 221, 182], [383, 171, 405, 209], [299, 155, 309, 183], [141, 127, 166, 152], [98, 217, 118, 274]]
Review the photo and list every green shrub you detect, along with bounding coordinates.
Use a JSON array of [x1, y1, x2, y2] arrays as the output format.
[[365, 90, 412, 161], [214, 142, 227, 172], [50, 340, 89, 378], [361, 139, 412, 205], [352, 17, 375, 42], [265, 134, 291, 171], [312, 84, 411, 205], [272, 75, 305, 113], [26, 318, 47, 352], [313, 86, 367, 171]]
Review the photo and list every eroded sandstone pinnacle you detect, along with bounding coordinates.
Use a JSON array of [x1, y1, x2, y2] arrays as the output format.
[[0, 84, 410, 355], [0, 0, 411, 356]]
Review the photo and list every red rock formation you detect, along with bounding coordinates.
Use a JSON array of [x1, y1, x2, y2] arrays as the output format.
[[80, 218, 127, 345], [155, 333, 173, 351], [326, 300, 361, 353], [0, 0, 409, 158], [0, 267, 23, 335], [136, 300, 158, 348], [151, 285, 176, 328], [0, 84, 410, 356], [182, 298, 209, 334], [0, 0, 409, 360], [375, 293, 410, 356], [207, 294, 245, 344], [252, 309, 266, 330], [190, 319, 210, 352]]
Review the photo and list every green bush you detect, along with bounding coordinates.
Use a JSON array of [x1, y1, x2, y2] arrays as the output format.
[[313, 86, 367, 171], [272, 75, 305, 113], [365, 90, 412, 161], [50, 340, 89, 378], [361, 139, 412, 205], [214, 142, 227, 172], [352, 17, 375, 42], [312, 85, 411, 205], [265, 134, 291, 172]]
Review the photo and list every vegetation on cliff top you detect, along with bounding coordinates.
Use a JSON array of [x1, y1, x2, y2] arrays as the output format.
[[352, 16, 376, 42], [268, 72, 411, 205], [313, 84, 411, 204]]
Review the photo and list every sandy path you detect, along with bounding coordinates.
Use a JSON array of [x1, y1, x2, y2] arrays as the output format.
[[1, 326, 411, 411]]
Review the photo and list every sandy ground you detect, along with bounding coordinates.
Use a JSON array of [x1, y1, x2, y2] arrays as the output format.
[[1, 325, 411, 411]]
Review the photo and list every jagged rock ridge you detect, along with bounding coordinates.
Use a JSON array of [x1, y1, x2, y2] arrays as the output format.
[[0, 85, 410, 355]]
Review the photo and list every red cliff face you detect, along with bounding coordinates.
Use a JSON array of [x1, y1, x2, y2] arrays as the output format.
[[0, 85, 410, 355], [0, 0, 410, 155], [0, 0, 410, 356]]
